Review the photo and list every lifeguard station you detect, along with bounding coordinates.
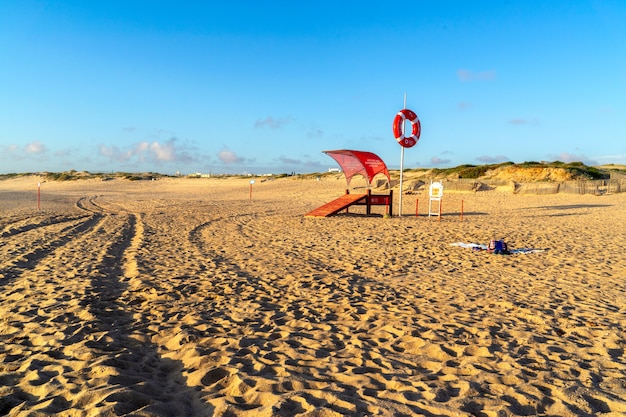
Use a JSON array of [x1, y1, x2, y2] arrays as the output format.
[[305, 150, 393, 218]]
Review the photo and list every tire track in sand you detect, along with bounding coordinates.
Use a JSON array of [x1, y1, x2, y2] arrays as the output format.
[[181, 206, 433, 416], [0, 195, 204, 416], [181, 203, 626, 416], [0, 211, 103, 285]]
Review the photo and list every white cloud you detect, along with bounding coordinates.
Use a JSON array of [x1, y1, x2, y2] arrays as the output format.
[[99, 145, 133, 162], [99, 138, 192, 165], [218, 149, 245, 164], [25, 141, 47, 154], [148, 141, 175, 161]]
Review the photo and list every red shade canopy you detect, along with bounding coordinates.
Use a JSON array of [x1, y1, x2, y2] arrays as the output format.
[[323, 150, 390, 187]]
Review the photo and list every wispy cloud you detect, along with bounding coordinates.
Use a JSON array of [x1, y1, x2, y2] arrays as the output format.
[[0, 142, 48, 161], [548, 152, 597, 166], [476, 155, 509, 163], [457, 69, 496, 81], [508, 118, 539, 126], [276, 156, 302, 165], [271, 156, 324, 173], [254, 116, 294, 129], [0, 144, 20, 157], [306, 126, 324, 139], [595, 153, 626, 164], [431, 156, 451, 166], [99, 144, 133, 162]]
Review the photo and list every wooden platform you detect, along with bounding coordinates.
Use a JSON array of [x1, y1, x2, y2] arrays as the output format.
[[305, 193, 368, 218]]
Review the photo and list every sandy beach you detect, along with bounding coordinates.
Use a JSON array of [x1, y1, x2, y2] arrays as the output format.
[[1, 175, 625, 416]]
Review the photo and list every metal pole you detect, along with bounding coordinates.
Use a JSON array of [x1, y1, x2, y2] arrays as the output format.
[[399, 147, 404, 217], [439, 199, 442, 222], [461, 199, 464, 221], [398, 93, 407, 217]]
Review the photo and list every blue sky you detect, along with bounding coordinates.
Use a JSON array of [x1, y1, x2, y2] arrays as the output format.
[[1, 1, 625, 175]]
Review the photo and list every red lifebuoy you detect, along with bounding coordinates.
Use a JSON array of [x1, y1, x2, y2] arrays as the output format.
[[393, 109, 421, 148]]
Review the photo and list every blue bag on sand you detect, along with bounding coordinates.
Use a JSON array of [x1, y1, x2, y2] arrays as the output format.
[[493, 240, 508, 254], [488, 239, 508, 254]]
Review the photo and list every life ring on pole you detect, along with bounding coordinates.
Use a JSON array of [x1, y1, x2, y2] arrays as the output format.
[[393, 109, 421, 148]]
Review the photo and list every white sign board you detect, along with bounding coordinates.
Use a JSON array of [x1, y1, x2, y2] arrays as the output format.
[[429, 182, 443, 199]]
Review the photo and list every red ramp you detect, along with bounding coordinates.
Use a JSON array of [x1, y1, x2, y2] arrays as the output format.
[[305, 193, 368, 218]]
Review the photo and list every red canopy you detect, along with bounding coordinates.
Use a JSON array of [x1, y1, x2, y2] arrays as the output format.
[[323, 150, 390, 187]]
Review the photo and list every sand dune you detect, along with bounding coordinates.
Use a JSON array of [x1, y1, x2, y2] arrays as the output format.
[[1, 175, 625, 416]]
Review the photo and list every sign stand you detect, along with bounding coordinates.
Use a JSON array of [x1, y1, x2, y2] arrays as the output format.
[[249, 180, 255, 201], [428, 181, 443, 218]]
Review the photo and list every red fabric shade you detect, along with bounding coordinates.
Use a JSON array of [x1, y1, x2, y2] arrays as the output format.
[[323, 150, 390, 187]]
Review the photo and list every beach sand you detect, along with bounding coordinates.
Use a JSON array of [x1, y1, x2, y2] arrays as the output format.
[[1, 175, 625, 416]]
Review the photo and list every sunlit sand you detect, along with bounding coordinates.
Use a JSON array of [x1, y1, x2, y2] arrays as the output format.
[[1, 175, 625, 416]]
